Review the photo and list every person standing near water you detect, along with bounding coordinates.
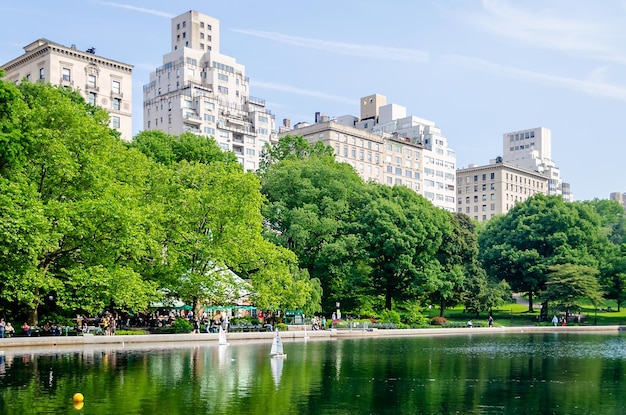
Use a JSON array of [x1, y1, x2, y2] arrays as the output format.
[[488, 316, 493, 327], [552, 315, 559, 326]]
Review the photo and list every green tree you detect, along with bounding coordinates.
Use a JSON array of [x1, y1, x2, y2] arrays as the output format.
[[356, 184, 446, 310], [540, 264, 603, 312], [258, 134, 333, 173], [479, 194, 606, 312], [0, 79, 161, 323], [260, 148, 369, 312]]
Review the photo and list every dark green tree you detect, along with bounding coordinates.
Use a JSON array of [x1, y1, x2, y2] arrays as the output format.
[[540, 264, 603, 313], [479, 194, 607, 312]]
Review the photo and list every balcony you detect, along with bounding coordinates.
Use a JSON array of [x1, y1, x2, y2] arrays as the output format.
[[85, 84, 99, 92], [184, 113, 202, 125]]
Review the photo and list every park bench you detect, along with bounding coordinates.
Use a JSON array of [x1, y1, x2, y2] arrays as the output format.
[[441, 322, 484, 328]]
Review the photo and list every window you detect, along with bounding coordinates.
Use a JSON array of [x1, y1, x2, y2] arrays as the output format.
[[112, 80, 121, 94], [111, 116, 120, 129], [88, 74, 96, 88], [88, 92, 96, 105], [39, 68, 45, 80], [218, 86, 228, 94], [246, 148, 255, 156], [204, 114, 215, 122], [113, 98, 121, 110], [62, 68, 71, 82], [218, 73, 228, 82]]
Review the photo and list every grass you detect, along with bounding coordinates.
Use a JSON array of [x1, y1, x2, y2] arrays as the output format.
[[430, 300, 626, 327]]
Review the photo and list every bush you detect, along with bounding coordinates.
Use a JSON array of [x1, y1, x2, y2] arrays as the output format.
[[430, 316, 448, 326], [379, 309, 401, 325], [276, 323, 288, 331], [171, 318, 193, 333]]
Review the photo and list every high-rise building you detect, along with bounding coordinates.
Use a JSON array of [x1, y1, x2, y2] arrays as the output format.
[[609, 192, 626, 209], [278, 94, 457, 212], [456, 159, 548, 221], [143, 10, 276, 171], [1, 39, 133, 140], [502, 127, 572, 200]]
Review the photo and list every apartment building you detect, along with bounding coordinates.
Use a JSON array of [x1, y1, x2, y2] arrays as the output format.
[[502, 127, 571, 200], [1, 39, 133, 140], [609, 192, 626, 209], [456, 159, 548, 221], [278, 94, 457, 212], [143, 10, 276, 171]]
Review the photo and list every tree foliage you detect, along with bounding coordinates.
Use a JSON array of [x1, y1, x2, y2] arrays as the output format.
[[479, 194, 608, 311]]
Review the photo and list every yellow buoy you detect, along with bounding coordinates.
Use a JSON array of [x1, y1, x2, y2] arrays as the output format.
[[73, 393, 84, 403], [73, 401, 84, 410]]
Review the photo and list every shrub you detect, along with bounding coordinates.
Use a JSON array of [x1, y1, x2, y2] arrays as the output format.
[[115, 329, 147, 335], [379, 309, 401, 325], [430, 316, 448, 326], [171, 318, 193, 333], [276, 323, 288, 331]]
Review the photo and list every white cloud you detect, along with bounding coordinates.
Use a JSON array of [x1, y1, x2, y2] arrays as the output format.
[[442, 54, 626, 102], [453, 0, 626, 63], [95, 1, 174, 18], [233, 29, 429, 63], [251, 81, 355, 104]]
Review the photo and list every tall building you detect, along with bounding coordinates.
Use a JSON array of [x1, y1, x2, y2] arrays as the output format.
[[609, 192, 626, 209], [502, 127, 572, 200], [456, 159, 548, 221], [1, 39, 133, 140], [278, 94, 457, 212], [143, 10, 276, 171]]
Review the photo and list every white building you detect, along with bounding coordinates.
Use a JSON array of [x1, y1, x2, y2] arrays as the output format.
[[502, 127, 571, 200], [279, 94, 457, 212], [143, 10, 276, 171], [1, 39, 133, 140]]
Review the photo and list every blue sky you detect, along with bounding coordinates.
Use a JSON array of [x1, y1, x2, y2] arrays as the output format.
[[1, 1, 625, 201]]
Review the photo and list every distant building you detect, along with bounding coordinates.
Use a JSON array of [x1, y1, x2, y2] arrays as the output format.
[[502, 127, 572, 200], [143, 10, 276, 171], [278, 94, 457, 212], [609, 192, 626, 209], [1, 39, 133, 140], [456, 159, 548, 221]]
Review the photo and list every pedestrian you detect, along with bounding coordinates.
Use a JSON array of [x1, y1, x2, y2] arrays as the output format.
[[488, 315, 494, 328], [0, 318, 5, 338], [22, 322, 31, 336], [467, 320, 473, 328], [5, 323, 14, 337], [551, 315, 559, 327], [561, 316, 567, 327]]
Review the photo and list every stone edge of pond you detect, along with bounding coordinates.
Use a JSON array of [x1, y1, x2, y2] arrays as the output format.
[[0, 325, 623, 353]]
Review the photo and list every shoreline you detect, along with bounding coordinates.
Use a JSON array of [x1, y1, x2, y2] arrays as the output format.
[[0, 325, 622, 355]]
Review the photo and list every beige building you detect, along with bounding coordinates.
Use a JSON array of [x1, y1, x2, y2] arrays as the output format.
[[143, 10, 276, 171], [279, 94, 457, 212], [609, 192, 626, 209], [1, 39, 133, 140], [456, 159, 548, 221]]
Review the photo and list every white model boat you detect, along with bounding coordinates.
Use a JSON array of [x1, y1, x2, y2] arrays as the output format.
[[269, 330, 286, 358], [218, 325, 229, 346]]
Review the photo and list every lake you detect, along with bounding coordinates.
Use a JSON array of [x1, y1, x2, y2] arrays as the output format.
[[1, 331, 625, 414]]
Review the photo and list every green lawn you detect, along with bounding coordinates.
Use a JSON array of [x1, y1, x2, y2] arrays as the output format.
[[432, 300, 626, 327]]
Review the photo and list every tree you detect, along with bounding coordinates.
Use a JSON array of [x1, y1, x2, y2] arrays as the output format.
[[131, 131, 320, 316], [260, 146, 369, 312], [258, 134, 333, 173], [0, 79, 161, 323], [356, 184, 446, 310], [541, 264, 603, 313], [479, 194, 606, 312]]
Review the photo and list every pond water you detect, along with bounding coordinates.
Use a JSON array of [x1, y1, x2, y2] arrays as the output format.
[[1, 332, 626, 414]]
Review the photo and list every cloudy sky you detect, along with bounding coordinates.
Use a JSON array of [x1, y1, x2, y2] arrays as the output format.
[[2, 0, 625, 201]]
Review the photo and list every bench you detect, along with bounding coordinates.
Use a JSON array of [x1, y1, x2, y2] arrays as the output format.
[[228, 325, 271, 332], [441, 322, 484, 328]]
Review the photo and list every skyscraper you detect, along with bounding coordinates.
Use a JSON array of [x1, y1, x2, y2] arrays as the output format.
[[143, 10, 276, 171]]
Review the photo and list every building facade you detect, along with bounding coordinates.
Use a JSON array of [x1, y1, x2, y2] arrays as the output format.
[[1, 39, 133, 140], [609, 192, 626, 209], [456, 160, 548, 221], [278, 94, 457, 212], [502, 127, 571, 200], [143, 10, 276, 171]]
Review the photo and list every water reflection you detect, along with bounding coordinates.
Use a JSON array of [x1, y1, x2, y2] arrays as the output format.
[[0, 333, 625, 414]]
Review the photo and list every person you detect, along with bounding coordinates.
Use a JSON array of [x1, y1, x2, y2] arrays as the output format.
[[22, 322, 31, 336], [0, 318, 5, 338], [5, 323, 15, 338], [488, 315, 494, 328], [561, 316, 567, 327], [467, 320, 473, 328], [222, 314, 229, 332], [552, 315, 559, 327]]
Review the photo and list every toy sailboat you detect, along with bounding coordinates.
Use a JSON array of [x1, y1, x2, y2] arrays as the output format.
[[269, 330, 287, 358], [218, 325, 229, 346]]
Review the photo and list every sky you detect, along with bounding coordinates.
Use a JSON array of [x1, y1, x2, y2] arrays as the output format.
[[1, 0, 625, 201]]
